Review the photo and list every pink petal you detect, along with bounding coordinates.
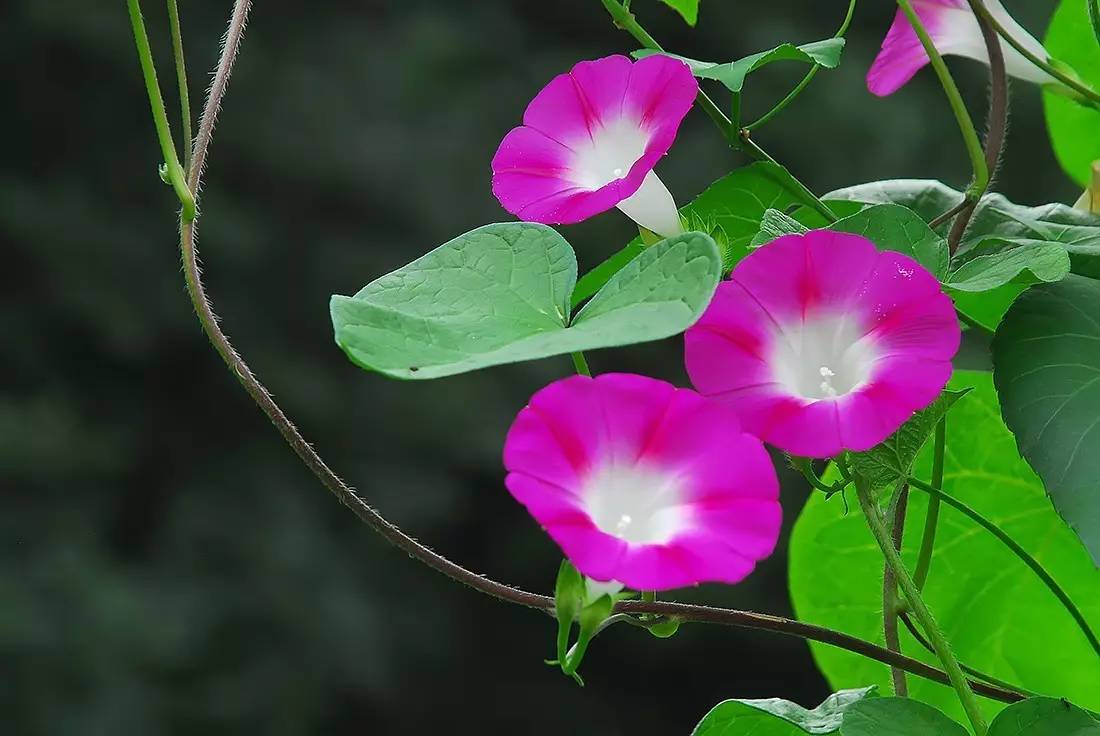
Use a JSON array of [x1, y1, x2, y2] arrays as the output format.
[[491, 55, 697, 227], [685, 230, 960, 458], [867, 0, 964, 96], [503, 374, 781, 591]]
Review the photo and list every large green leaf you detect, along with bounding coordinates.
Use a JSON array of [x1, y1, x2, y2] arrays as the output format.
[[789, 371, 1100, 725], [828, 203, 949, 280], [1043, 0, 1100, 187], [659, 0, 699, 25], [693, 687, 877, 736], [839, 698, 967, 736], [331, 223, 721, 379], [573, 162, 823, 305], [992, 274, 1100, 564], [849, 390, 968, 490], [987, 697, 1100, 735], [635, 39, 844, 94]]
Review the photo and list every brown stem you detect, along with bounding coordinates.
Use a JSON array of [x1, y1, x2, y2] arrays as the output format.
[[943, 0, 1009, 253], [169, 1, 1025, 704], [883, 485, 910, 696]]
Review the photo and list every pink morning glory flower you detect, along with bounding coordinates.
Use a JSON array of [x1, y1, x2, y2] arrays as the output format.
[[491, 55, 698, 238], [503, 373, 781, 591], [684, 231, 960, 459], [867, 0, 1053, 97]]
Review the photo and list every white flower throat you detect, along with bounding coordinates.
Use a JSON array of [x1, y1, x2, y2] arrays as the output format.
[[770, 313, 879, 401], [583, 461, 686, 545]]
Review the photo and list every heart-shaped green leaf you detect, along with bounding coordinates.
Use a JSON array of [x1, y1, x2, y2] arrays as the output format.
[[789, 372, 1100, 726], [636, 39, 845, 93], [659, 0, 700, 25], [993, 274, 1100, 564], [331, 223, 721, 379], [947, 240, 1071, 292], [988, 697, 1100, 735], [693, 687, 877, 735], [839, 698, 968, 736]]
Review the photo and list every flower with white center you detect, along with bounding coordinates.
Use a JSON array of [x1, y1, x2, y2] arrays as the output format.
[[685, 231, 960, 459], [491, 55, 697, 238], [503, 373, 781, 591], [867, 0, 1054, 97]]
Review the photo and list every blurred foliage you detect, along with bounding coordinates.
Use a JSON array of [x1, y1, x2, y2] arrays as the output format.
[[0, 0, 1078, 733]]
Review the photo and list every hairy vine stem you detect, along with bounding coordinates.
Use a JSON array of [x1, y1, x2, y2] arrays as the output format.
[[122, 0, 1030, 705], [883, 484, 910, 696]]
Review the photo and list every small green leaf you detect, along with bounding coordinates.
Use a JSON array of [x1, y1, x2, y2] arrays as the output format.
[[839, 698, 968, 736], [553, 561, 584, 668], [828, 203, 950, 280], [332, 223, 721, 379], [992, 274, 1100, 564], [693, 687, 877, 736], [751, 208, 809, 248], [659, 0, 699, 25], [947, 239, 1071, 292], [1044, 0, 1100, 187], [849, 389, 969, 489], [988, 697, 1100, 735], [646, 617, 681, 639], [635, 38, 845, 94], [573, 162, 824, 304]]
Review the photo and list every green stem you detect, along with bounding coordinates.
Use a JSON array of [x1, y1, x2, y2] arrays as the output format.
[[972, 0, 1100, 105], [571, 351, 592, 376], [597, 0, 836, 223], [127, 0, 196, 221], [898, 613, 1040, 698], [855, 480, 988, 736], [913, 418, 945, 591], [747, 0, 858, 130], [166, 0, 192, 173], [896, 0, 989, 198], [907, 476, 1100, 662]]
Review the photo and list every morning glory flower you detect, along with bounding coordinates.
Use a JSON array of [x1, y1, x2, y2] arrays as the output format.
[[492, 55, 697, 238], [867, 0, 1053, 97], [503, 373, 781, 591], [684, 231, 960, 459]]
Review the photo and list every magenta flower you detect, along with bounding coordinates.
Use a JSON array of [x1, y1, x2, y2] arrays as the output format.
[[867, 0, 1052, 96], [684, 231, 960, 459], [503, 373, 781, 591], [491, 55, 698, 238]]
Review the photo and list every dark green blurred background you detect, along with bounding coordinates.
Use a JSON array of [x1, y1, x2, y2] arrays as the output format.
[[1, 1, 1077, 733]]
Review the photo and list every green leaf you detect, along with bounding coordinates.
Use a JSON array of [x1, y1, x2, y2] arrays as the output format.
[[553, 561, 584, 667], [635, 38, 845, 94], [849, 389, 968, 490], [659, 0, 699, 25], [331, 223, 721, 379], [828, 203, 950, 280], [827, 179, 960, 226], [947, 239, 1071, 292], [987, 697, 1100, 735], [1044, 0, 1100, 187], [789, 371, 1100, 726], [573, 162, 823, 305], [992, 274, 1100, 564], [693, 687, 877, 736], [751, 208, 809, 248], [838, 698, 968, 736]]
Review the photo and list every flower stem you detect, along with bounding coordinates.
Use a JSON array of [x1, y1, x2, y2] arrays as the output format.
[[972, 0, 1100, 105], [571, 351, 592, 376], [896, 0, 988, 199], [855, 479, 988, 736], [127, 0, 196, 221], [906, 476, 1100, 661], [883, 483, 909, 696], [747, 0, 858, 130], [913, 418, 945, 590], [167, 0, 192, 173], [1090, 0, 1100, 50], [597, 0, 836, 223]]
